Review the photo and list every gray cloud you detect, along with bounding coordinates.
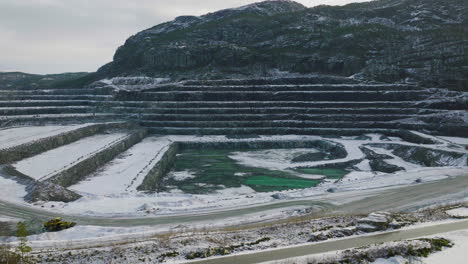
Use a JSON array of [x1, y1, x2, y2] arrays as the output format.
[[0, 0, 370, 74]]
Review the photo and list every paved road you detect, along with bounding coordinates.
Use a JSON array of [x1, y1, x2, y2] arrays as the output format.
[[0, 174, 466, 251], [186, 219, 468, 264], [334, 173, 468, 214], [1, 174, 466, 228]]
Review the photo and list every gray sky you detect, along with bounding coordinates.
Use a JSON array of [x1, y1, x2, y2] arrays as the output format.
[[0, 0, 370, 74]]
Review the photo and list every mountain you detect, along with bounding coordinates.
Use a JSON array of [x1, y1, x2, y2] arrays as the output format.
[[0, 72, 91, 89], [98, 0, 467, 90]]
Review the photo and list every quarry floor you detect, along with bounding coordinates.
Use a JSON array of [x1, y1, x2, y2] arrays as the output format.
[[0, 124, 467, 263], [1, 174, 467, 249]]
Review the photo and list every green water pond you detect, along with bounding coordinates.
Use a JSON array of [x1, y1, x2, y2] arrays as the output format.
[[165, 148, 348, 194]]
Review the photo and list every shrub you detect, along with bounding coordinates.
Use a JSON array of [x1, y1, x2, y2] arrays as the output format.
[[0, 244, 21, 264], [15, 222, 33, 263]]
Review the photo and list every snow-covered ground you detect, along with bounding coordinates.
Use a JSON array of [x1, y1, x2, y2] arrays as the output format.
[[446, 207, 468, 218], [3, 206, 309, 248], [259, 220, 468, 264], [366, 145, 422, 170], [9, 217, 466, 263], [423, 229, 468, 264], [13, 133, 129, 181], [31, 166, 467, 217], [0, 124, 92, 150], [70, 137, 172, 195], [168, 170, 196, 181], [0, 175, 27, 203], [439, 136, 468, 145], [1, 130, 467, 217], [230, 148, 319, 164]]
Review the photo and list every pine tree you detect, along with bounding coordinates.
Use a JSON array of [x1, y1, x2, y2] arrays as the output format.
[[16, 222, 32, 262]]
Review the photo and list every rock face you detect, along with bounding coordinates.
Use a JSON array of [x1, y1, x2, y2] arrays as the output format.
[[357, 212, 394, 232], [98, 0, 468, 90], [26, 182, 81, 203]]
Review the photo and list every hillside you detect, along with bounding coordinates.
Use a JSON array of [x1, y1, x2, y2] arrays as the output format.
[[0, 72, 90, 90], [97, 0, 468, 90]]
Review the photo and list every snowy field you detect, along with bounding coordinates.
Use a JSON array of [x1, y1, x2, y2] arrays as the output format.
[[446, 207, 468, 218], [13, 133, 129, 181], [0, 175, 27, 203], [0, 124, 92, 150], [0, 129, 466, 217], [34, 166, 467, 217], [423, 229, 468, 264], [439, 136, 468, 145], [261, 225, 468, 264], [70, 137, 172, 195], [71, 130, 466, 216]]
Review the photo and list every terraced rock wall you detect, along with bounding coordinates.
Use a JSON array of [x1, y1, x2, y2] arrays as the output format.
[[1, 77, 467, 137], [179, 140, 346, 157], [47, 129, 148, 187], [137, 143, 179, 192], [0, 122, 135, 164]]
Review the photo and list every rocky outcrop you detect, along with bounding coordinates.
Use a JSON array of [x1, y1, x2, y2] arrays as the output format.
[[372, 143, 468, 167], [357, 212, 394, 232], [369, 159, 404, 173], [1, 165, 82, 203], [97, 0, 468, 90], [25, 182, 81, 203], [361, 147, 404, 173]]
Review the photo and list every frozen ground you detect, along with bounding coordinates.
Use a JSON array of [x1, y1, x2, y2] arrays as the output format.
[[0, 124, 92, 150], [423, 229, 468, 264], [70, 137, 172, 195], [230, 148, 319, 166], [446, 207, 468, 217], [168, 170, 196, 181], [229, 133, 467, 172], [13, 133, 128, 181], [0, 131, 467, 217], [3, 206, 310, 248], [259, 220, 468, 264], [0, 175, 27, 203], [6, 210, 466, 263], [439, 136, 468, 145], [30, 166, 467, 217]]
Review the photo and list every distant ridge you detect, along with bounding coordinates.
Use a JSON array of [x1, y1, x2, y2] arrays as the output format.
[[96, 0, 467, 90]]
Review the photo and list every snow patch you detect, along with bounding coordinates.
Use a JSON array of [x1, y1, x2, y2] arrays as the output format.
[[446, 207, 468, 218], [169, 170, 196, 181], [0, 175, 27, 203]]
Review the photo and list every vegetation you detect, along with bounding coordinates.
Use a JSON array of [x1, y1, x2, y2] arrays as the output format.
[[185, 237, 271, 260], [0, 221, 13, 237], [16, 222, 32, 260], [0, 72, 90, 90], [0, 244, 22, 264], [0, 222, 34, 264], [157, 251, 180, 262]]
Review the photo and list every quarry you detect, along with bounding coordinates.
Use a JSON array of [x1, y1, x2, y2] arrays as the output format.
[[0, 74, 467, 264], [0, 76, 466, 217], [0, 0, 467, 263]]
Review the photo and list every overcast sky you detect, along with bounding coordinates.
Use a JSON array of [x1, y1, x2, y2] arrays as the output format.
[[0, 0, 370, 74]]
